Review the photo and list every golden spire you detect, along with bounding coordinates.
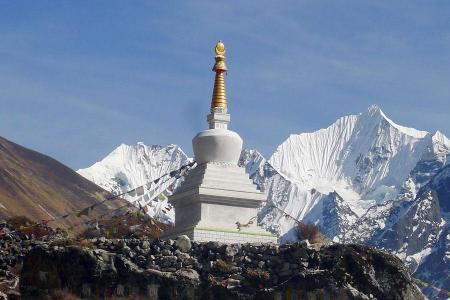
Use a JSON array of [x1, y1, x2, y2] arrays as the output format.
[[211, 41, 228, 112]]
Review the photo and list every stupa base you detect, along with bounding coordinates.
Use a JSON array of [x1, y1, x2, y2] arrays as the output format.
[[162, 225, 278, 244]]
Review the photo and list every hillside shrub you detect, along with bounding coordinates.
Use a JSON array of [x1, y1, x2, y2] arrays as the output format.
[[296, 222, 326, 244]]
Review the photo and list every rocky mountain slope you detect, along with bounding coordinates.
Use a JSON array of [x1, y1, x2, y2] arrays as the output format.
[[0, 136, 124, 229], [78, 105, 450, 297]]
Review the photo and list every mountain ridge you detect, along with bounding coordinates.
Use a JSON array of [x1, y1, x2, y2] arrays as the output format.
[[0, 135, 125, 230], [77, 105, 450, 298]]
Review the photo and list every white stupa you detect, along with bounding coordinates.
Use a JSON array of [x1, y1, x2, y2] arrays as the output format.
[[165, 41, 277, 244]]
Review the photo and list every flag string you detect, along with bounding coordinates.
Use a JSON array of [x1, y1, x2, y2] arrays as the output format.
[[64, 163, 195, 234], [237, 202, 301, 232], [10, 161, 197, 234]]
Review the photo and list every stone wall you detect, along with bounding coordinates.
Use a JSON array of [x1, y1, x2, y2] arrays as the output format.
[[192, 229, 277, 244], [19, 235, 424, 300]]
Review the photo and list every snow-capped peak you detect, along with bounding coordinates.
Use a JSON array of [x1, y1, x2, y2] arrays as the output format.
[[432, 130, 450, 147], [366, 105, 428, 139], [270, 106, 431, 195], [265, 105, 450, 234], [77, 142, 189, 195]]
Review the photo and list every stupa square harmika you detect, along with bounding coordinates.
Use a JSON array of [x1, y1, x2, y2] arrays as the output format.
[[164, 41, 277, 244]]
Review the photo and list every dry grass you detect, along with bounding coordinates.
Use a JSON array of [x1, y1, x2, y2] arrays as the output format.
[[6, 215, 55, 239], [49, 238, 95, 249], [214, 259, 234, 274], [297, 222, 327, 244], [46, 289, 81, 300], [77, 214, 170, 240], [246, 268, 270, 281], [6, 215, 33, 229]]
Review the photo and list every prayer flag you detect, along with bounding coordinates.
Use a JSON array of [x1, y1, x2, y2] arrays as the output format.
[[136, 186, 145, 196], [75, 207, 90, 217], [158, 193, 168, 201], [128, 189, 137, 197]]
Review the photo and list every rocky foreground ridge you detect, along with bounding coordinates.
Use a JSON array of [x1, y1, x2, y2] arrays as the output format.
[[1, 231, 420, 299]]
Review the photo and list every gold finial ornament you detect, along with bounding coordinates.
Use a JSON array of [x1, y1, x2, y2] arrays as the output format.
[[211, 40, 228, 112], [215, 41, 225, 55]]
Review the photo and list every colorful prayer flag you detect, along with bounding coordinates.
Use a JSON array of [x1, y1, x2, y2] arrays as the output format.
[[158, 193, 168, 201], [75, 207, 90, 217]]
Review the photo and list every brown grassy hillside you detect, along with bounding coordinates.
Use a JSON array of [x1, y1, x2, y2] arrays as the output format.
[[0, 136, 125, 230]]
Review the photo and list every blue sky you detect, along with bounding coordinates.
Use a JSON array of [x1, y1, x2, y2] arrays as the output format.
[[1, 1, 449, 169]]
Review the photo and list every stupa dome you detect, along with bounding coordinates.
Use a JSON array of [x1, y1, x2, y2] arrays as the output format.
[[193, 128, 242, 164]]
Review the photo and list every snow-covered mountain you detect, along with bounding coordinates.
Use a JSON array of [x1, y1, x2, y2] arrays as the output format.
[[240, 105, 450, 298], [78, 105, 450, 297], [78, 143, 190, 222]]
